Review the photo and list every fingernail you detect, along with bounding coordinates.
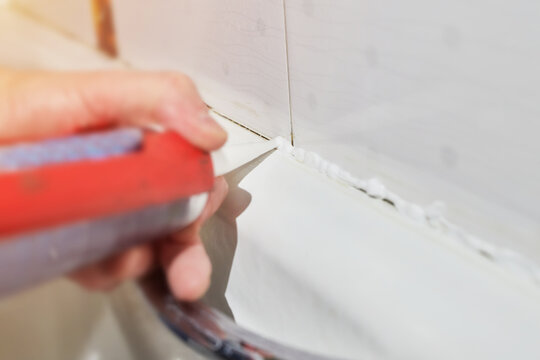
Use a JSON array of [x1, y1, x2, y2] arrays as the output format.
[[159, 104, 228, 147], [199, 113, 227, 138]]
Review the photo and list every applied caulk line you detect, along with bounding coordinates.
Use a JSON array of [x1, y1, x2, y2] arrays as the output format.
[[274, 137, 540, 287]]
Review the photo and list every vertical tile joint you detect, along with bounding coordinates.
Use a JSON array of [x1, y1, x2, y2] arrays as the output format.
[[282, 0, 295, 146]]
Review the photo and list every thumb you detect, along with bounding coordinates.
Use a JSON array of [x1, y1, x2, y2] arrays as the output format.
[[0, 70, 227, 150]]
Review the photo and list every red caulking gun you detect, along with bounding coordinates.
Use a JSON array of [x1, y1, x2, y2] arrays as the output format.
[[0, 126, 273, 298]]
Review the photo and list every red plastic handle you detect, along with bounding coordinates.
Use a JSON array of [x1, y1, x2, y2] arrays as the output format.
[[0, 131, 214, 238]]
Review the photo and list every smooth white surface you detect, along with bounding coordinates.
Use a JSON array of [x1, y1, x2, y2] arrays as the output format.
[[9, 0, 96, 46], [226, 150, 540, 359], [113, 0, 292, 140], [0, 6, 122, 70], [283, 0, 540, 261]]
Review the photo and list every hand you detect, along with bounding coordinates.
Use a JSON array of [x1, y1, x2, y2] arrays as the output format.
[[0, 69, 228, 301]]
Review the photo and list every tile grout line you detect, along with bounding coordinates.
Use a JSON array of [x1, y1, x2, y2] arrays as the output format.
[[207, 105, 270, 140], [281, 0, 295, 146]]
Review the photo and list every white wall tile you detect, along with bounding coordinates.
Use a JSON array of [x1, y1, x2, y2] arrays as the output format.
[[284, 0, 540, 256], [10, 0, 96, 46], [113, 0, 291, 140]]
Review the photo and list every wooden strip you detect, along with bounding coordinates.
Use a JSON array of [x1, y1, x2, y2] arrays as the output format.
[[91, 0, 118, 56]]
